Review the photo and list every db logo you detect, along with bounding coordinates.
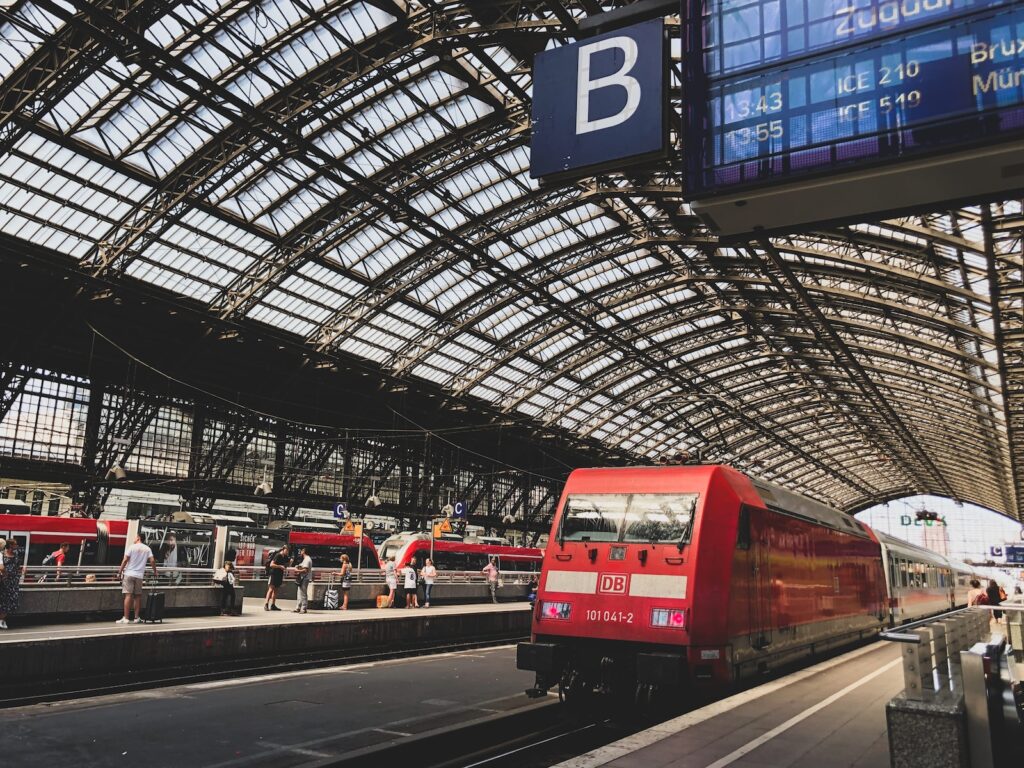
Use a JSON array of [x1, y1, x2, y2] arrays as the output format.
[[599, 574, 628, 594]]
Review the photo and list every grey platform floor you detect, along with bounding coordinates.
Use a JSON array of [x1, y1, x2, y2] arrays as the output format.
[[557, 641, 903, 768], [0, 599, 530, 644], [0, 643, 538, 767]]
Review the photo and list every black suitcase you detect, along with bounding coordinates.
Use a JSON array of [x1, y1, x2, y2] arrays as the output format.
[[141, 591, 165, 623]]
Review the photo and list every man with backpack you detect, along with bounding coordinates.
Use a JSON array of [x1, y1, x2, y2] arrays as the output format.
[[38, 542, 69, 583]]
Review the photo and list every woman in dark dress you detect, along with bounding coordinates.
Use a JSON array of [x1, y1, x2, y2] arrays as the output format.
[[986, 580, 1003, 622], [0, 538, 23, 629]]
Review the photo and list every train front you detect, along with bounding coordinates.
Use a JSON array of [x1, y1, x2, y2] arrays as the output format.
[[517, 465, 738, 705]]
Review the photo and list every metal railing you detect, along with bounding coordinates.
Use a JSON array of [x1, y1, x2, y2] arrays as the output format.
[[21, 565, 539, 588], [23, 566, 218, 587], [881, 598, 1024, 768]]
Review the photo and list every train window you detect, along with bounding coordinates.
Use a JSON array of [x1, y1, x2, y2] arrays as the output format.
[[901, 560, 910, 589], [433, 552, 468, 571], [560, 495, 628, 541], [621, 495, 698, 544], [736, 507, 751, 551], [560, 494, 699, 544], [466, 553, 489, 570]]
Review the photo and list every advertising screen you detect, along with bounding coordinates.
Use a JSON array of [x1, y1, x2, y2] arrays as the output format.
[[139, 522, 215, 569], [685, 0, 1024, 195], [226, 527, 288, 569]]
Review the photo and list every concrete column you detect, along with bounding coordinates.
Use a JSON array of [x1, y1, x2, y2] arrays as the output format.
[[903, 629, 933, 700]]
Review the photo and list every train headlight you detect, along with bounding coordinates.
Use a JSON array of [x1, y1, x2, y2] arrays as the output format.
[[539, 601, 572, 620], [651, 607, 687, 629]]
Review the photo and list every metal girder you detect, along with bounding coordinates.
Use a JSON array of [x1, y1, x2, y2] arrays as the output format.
[[2, 1, 1022, 520]]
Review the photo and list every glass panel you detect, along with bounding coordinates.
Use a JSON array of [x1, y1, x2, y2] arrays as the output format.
[[621, 494, 699, 544], [559, 495, 628, 542]]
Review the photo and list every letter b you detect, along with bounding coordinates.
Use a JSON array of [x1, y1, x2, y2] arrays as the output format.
[[576, 36, 641, 135]]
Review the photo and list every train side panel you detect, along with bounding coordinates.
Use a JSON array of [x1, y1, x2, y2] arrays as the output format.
[[725, 505, 886, 681]]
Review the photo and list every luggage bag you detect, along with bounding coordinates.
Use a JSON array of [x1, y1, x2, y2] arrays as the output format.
[[142, 591, 165, 623], [323, 574, 339, 610]]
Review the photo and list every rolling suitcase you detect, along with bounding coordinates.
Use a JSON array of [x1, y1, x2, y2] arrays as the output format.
[[141, 591, 165, 623], [323, 574, 339, 610]]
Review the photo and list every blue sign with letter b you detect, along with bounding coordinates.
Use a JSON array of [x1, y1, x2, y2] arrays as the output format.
[[530, 19, 665, 179]]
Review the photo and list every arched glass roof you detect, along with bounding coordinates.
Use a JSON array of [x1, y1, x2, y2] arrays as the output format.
[[0, 0, 1021, 520]]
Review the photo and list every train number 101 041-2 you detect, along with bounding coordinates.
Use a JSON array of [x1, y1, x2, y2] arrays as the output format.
[[585, 609, 634, 623]]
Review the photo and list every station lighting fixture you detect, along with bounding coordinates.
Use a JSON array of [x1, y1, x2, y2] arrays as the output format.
[[440, 490, 454, 517], [365, 479, 382, 508], [254, 465, 272, 496], [105, 463, 127, 481]]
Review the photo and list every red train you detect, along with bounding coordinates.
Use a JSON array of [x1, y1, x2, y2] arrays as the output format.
[[378, 532, 543, 572], [517, 465, 976, 704], [0, 514, 130, 566]]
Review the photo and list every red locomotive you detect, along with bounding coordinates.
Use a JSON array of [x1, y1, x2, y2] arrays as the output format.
[[517, 465, 975, 704]]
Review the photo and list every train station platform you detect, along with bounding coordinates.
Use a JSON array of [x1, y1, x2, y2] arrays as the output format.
[[558, 641, 902, 768], [0, 600, 532, 706]]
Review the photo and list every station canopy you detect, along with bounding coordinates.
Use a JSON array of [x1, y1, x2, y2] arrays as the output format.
[[0, 1, 1022, 521]]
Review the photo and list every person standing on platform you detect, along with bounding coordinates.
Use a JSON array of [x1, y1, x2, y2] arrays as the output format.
[[213, 561, 237, 615], [338, 553, 353, 610], [967, 579, 987, 607], [384, 555, 398, 607], [0, 538, 23, 629], [293, 546, 313, 614], [264, 544, 289, 612], [116, 535, 157, 625], [403, 559, 419, 608], [421, 558, 437, 608], [482, 557, 499, 604], [986, 579, 1003, 622]]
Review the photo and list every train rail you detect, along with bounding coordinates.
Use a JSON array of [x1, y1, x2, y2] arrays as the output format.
[[306, 699, 643, 768], [0, 632, 529, 709]]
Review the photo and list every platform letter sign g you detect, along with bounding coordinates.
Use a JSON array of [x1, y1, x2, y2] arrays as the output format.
[[576, 37, 641, 135]]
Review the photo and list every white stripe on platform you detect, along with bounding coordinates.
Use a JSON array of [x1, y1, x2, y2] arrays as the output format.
[[551, 641, 895, 768], [703, 656, 902, 768]]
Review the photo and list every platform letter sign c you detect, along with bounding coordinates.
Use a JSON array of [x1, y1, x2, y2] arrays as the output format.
[[599, 574, 628, 594], [575, 37, 641, 135]]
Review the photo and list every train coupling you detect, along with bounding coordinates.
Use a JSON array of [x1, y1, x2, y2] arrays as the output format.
[[636, 652, 684, 686], [517, 641, 564, 675]]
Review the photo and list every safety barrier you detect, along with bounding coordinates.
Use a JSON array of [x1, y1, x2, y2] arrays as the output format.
[[883, 600, 1024, 768], [22, 565, 537, 586]]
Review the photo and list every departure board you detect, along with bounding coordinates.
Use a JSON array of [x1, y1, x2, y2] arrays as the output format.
[[685, 0, 1024, 196]]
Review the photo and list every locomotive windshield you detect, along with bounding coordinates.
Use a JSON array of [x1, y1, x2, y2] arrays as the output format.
[[560, 494, 698, 544]]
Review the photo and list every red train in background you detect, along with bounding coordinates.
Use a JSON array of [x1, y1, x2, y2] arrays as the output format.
[[517, 465, 977, 705], [0, 514, 130, 566], [379, 532, 543, 573]]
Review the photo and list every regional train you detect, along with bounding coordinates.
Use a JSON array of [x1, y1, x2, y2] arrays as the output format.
[[378, 532, 543, 573], [0, 514, 531, 576], [517, 465, 981, 705]]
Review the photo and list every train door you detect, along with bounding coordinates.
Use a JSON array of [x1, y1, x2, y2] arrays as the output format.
[[745, 506, 772, 651]]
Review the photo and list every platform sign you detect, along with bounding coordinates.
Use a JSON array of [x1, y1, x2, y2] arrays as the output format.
[[684, 0, 1024, 218], [1006, 545, 1024, 564], [453, 500, 467, 519], [333, 502, 349, 520], [530, 18, 667, 179]]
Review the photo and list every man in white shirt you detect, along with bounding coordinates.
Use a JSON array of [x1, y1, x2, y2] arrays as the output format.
[[116, 536, 157, 624], [293, 546, 313, 614], [403, 561, 419, 608]]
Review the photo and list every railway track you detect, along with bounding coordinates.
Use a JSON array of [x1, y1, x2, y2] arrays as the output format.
[[0, 633, 528, 709], [304, 697, 651, 768]]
